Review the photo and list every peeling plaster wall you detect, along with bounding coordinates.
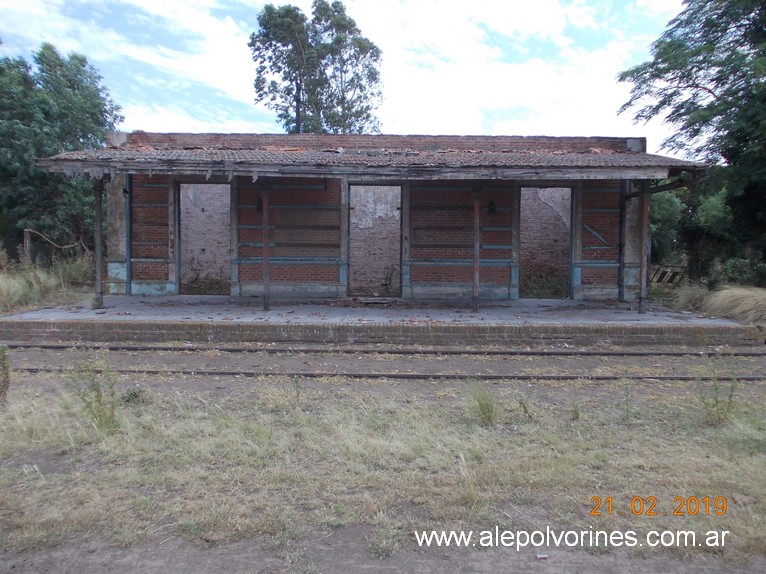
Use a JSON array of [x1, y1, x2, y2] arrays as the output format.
[[349, 186, 401, 296], [105, 174, 127, 294], [180, 184, 231, 292]]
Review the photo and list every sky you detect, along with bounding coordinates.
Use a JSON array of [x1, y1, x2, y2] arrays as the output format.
[[0, 0, 685, 155]]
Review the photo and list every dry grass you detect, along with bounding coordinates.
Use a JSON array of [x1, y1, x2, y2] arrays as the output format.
[[0, 371, 764, 562], [673, 284, 711, 312], [702, 286, 766, 324], [674, 285, 766, 324], [0, 258, 92, 311]]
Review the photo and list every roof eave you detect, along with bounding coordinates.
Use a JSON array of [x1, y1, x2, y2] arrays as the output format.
[[36, 159, 695, 182]]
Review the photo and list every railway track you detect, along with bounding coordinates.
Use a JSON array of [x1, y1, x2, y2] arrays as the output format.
[[5, 343, 765, 383], [3, 341, 766, 356]]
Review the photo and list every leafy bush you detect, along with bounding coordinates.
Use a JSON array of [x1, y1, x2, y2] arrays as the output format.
[[649, 191, 683, 264], [707, 257, 766, 289]]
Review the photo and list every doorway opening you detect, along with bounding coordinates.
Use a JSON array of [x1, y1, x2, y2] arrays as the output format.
[[179, 183, 231, 295], [349, 185, 402, 297], [520, 187, 571, 298]]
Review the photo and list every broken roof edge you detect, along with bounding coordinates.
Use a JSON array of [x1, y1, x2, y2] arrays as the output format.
[[34, 158, 699, 183], [108, 131, 649, 154], [37, 131, 705, 181]]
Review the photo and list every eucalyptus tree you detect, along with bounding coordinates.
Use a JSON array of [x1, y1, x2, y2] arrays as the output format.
[[249, 0, 382, 134]]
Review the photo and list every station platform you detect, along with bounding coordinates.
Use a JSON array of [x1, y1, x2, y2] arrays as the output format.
[[0, 295, 761, 347]]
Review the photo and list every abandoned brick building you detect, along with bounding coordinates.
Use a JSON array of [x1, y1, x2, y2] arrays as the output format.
[[39, 132, 700, 309]]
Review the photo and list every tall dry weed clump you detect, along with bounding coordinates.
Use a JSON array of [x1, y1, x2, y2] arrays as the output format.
[[0, 268, 58, 309], [673, 284, 710, 311], [674, 284, 766, 324], [0, 346, 9, 406], [0, 248, 92, 311], [702, 286, 766, 324]]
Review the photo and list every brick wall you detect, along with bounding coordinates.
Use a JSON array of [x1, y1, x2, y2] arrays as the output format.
[[235, 177, 341, 296], [131, 175, 169, 283], [349, 186, 401, 296], [578, 181, 623, 298], [179, 184, 230, 292], [408, 182, 514, 295], [520, 188, 570, 279], [126, 172, 632, 300]]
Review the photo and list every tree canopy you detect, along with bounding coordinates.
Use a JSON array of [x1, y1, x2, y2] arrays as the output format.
[[618, 0, 766, 166], [0, 42, 122, 249], [618, 0, 766, 283], [249, 0, 382, 134]]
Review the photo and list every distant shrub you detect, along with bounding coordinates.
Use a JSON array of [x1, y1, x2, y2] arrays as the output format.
[[707, 257, 766, 289]]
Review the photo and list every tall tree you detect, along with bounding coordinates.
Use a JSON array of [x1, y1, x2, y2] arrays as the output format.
[[0, 43, 122, 249], [249, 0, 381, 134], [618, 0, 766, 281]]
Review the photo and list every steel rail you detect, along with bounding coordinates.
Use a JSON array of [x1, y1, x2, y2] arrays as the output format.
[[13, 366, 763, 382], [3, 342, 765, 358]]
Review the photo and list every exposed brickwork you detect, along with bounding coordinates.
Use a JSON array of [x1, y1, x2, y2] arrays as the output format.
[[349, 186, 401, 296], [582, 267, 619, 285], [520, 188, 570, 280], [131, 175, 170, 282], [131, 262, 169, 280], [126, 172, 634, 300], [239, 264, 338, 281], [408, 182, 514, 289], [235, 177, 341, 291], [179, 184, 230, 287], [0, 318, 758, 347]]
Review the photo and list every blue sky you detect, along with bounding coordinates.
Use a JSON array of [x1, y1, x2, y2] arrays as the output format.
[[0, 0, 684, 154]]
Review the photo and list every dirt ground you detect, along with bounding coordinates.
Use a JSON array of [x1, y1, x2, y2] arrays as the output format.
[[6, 528, 765, 574], [2, 346, 765, 573]]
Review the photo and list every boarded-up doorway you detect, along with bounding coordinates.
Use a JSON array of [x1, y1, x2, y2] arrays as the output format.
[[349, 186, 401, 297], [520, 187, 571, 298], [179, 183, 231, 295]]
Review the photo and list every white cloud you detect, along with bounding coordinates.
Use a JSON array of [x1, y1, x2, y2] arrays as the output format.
[[635, 0, 684, 18], [121, 102, 277, 133], [0, 0, 682, 154]]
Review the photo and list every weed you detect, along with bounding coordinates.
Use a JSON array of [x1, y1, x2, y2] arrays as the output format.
[[458, 452, 479, 506], [571, 400, 581, 421], [67, 355, 119, 433], [702, 286, 766, 324], [1, 372, 764, 561], [675, 284, 766, 324], [623, 383, 634, 421], [469, 381, 501, 427], [0, 255, 92, 311], [0, 346, 9, 406], [368, 512, 404, 558], [516, 392, 534, 421], [180, 258, 230, 295], [696, 359, 738, 426], [520, 269, 569, 299], [121, 387, 147, 405], [53, 255, 93, 289], [288, 376, 303, 406]]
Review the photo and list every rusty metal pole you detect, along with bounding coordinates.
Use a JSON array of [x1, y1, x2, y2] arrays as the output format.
[[472, 190, 481, 312], [261, 189, 270, 311]]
